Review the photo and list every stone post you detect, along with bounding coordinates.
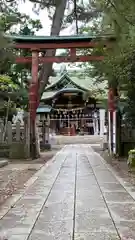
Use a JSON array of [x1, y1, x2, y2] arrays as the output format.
[[44, 114, 51, 150], [7, 121, 12, 145], [0, 120, 4, 143], [16, 121, 21, 142], [99, 109, 105, 136], [24, 112, 30, 158], [93, 112, 98, 135]]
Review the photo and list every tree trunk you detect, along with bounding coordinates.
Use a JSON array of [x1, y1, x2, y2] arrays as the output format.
[[30, 0, 67, 159], [38, 0, 67, 98]]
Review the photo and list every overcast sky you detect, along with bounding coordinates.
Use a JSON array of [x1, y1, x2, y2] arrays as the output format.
[[18, 1, 51, 35], [18, 1, 74, 35], [18, 1, 81, 70]]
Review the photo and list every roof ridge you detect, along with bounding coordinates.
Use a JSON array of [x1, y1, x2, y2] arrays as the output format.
[[45, 72, 72, 90]]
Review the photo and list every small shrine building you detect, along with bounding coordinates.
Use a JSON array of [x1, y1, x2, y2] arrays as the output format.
[[37, 71, 106, 135]]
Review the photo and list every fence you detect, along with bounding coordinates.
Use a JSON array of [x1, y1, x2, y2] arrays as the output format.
[[0, 119, 30, 159]]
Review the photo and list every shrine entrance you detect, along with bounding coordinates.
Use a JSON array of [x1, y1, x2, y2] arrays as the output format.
[[41, 83, 100, 136], [10, 34, 116, 158], [50, 116, 99, 136]]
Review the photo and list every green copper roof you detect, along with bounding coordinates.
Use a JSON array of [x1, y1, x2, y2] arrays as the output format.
[[41, 91, 57, 100], [6, 34, 115, 43], [37, 106, 52, 113], [47, 73, 107, 91], [42, 73, 108, 100], [46, 73, 89, 91]]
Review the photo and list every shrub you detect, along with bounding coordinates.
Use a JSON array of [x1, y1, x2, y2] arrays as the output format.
[[127, 149, 135, 167]]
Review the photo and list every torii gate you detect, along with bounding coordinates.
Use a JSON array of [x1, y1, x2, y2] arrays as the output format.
[[10, 34, 116, 157]]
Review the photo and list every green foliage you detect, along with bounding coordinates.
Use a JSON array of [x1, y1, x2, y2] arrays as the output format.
[[0, 75, 17, 119], [79, 0, 135, 127], [127, 149, 135, 167], [0, 6, 43, 119], [0, 75, 13, 91]]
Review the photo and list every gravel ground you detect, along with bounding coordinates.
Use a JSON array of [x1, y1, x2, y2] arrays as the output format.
[[0, 167, 36, 206], [98, 150, 135, 186], [0, 148, 58, 207]]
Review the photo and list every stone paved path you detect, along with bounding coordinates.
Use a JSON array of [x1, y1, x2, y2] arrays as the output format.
[[0, 145, 135, 239]]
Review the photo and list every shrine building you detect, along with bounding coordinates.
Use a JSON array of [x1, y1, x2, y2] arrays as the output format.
[[37, 70, 106, 135]]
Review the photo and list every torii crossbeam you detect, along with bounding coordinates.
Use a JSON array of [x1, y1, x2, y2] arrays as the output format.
[[11, 34, 115, 63], [8, 34, 115, 120], [8, 34, 116, 158]]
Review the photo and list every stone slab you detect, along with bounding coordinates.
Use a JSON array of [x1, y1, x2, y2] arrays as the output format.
[[74, 232, 120, 240], [1, 144, 135, 239]]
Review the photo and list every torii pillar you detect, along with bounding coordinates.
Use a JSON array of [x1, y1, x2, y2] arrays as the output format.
[[29, 49, 40, 159]]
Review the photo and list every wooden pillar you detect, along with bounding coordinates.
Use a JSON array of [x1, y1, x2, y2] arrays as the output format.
[[108, 88, 114, 153], [116, 108, 122, 156], [114, 90, 122, 156], [29, 49, 39, 159], [108, 87, 119, 155]]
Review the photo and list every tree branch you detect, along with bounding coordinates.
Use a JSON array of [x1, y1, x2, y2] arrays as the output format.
[[38, 0, 67, 98], [108, 0, 135, 26]]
